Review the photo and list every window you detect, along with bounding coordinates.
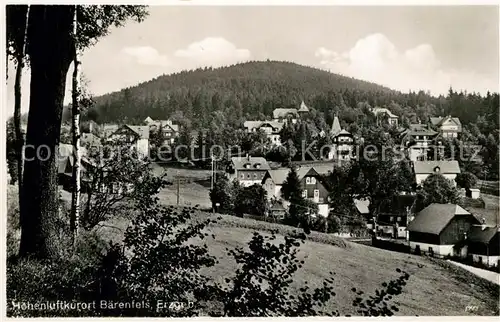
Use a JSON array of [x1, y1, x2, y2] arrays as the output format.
[[397, 216, 401, 222], [240, 173, 244, 179], [306, 177, 311, 184], [253, 173, 257, 179], [302, 190, 307, 198], [310, 177, 316, 184], [313, 190, 319, 200], [390, 216, 394, 222], [247, 174, 250, 179]]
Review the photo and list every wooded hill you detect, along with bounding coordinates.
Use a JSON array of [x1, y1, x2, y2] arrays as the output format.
[[84, 60, 499, 133]]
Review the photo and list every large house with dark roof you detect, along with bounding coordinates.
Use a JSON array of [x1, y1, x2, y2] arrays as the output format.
[[272, 108, 298, 124], [297, 166, 331, 217], [227, 156, 271, 187], [467, 225, 499, 267], [430, 115, 462, 138], [109, 124, 150, 157], [371, 107, 399, 126], [144, 117, 179, 145], [243, 120, 284, 146], [407, 203, 480, 257], [400, 123, 441, 161], [262, 168, 290, 201], [413, 160, 461, 187]]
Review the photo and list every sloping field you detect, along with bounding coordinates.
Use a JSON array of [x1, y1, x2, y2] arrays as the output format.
[[100, 212, 500, 316]]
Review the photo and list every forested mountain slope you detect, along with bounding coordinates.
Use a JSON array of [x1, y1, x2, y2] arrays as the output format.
[[84, 60, 498, 132]]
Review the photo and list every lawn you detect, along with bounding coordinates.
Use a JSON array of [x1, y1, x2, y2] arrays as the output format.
[[98, 211, 500, 316]]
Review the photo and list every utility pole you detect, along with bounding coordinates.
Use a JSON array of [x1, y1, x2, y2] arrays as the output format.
[[176, 176, 180, 206]]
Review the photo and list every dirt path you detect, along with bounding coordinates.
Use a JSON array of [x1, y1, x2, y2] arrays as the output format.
[[447, 260, 500, 285]]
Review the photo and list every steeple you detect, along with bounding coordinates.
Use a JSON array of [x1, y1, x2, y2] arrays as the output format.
[[331, 116, 341, 135], [298, 101, 309, 113]]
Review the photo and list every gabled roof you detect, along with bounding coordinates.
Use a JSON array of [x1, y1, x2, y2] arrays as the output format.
[[337, 129, 351, 136], [468, 225, 499, 244], [407, 203, 472, 235], [113, 125, 150, 140], [413, 160, 460, 174], [354, 199, 370, 214], [273, 108, 298, 119], [372, 107, 398, 118], [331, 116, 341, 135], [231, 156, 270, 171], [298, 101, 309, 112], [468, 207, 500, 226], [430, 116, 462, 127], [244, 120, 284, 132], [144, 116, 155, 124], [262, 168, 290, 185]]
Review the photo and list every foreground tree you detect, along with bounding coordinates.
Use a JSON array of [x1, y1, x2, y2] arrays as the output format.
[[16, 5, 148, 259], [6, 5, 30, 204], [70, 6, 82, 244], [455, 171, 478, 197], [420, 173, 459, 206]]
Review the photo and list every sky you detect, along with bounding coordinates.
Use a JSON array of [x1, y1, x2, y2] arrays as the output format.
[[6, 5, 499, 114]]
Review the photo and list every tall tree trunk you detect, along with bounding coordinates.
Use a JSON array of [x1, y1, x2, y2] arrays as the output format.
[[14, 5, 30, 203], [19, 5, 75, 259], [70, 6, 81, 245]]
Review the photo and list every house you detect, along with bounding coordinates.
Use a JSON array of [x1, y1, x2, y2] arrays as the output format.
[[144, 118, 179, 145], [407, 203, 479, 257], [413, 160, 461, 186], [400, 123, 440, 161], [371, 107, 399, 126], [430, 116, 462, 138], [272, 108, 298, 124], [297, 166, 330, 217], [376, 194, 418, 239], [354, 198, 372, 229], [109, 125, 150, 157], [297, 101, 310, 116], [227, 155, 271, 187], [262, 168, 290, 200], [467, 224, 499, 267], [243, 120, 284, 146]]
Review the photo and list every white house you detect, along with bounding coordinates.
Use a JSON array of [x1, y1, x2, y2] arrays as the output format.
[[109, 124, 150, 157], [413, 160, 461, 186], [430, 116, 462, 138], [371, 107, 399, 127], [272, 108, 298, 124], [243, 120, 284, 146], [227, 156, 271, 187], [262, 169, 290, 200]]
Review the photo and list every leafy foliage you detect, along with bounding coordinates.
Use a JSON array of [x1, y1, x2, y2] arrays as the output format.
[[420, 173, 460, 206]]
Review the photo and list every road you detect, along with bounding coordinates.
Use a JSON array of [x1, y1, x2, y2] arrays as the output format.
[[447, 260, 500, 285]]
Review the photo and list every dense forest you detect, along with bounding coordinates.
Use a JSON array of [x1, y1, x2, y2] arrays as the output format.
[[82, 60, 499, 133]]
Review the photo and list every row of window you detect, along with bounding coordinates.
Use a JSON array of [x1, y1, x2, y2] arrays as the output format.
[[240, 172, 265, 180], [302, 189, 320, 199], [305, 177, 317, 185]]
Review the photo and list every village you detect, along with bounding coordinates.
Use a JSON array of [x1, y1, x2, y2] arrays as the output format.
[[50, 100, 499, 273], [5, 4, 500, 318]]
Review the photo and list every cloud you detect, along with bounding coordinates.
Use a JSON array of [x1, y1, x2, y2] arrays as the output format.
[[174, 37, 251, 67], [315, 33, 496, 95], [121, 46, 171, 67]]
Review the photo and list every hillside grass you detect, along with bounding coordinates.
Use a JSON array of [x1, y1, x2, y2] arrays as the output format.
[[98, 210, 500, 316], [7, 182, 499, 316]]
